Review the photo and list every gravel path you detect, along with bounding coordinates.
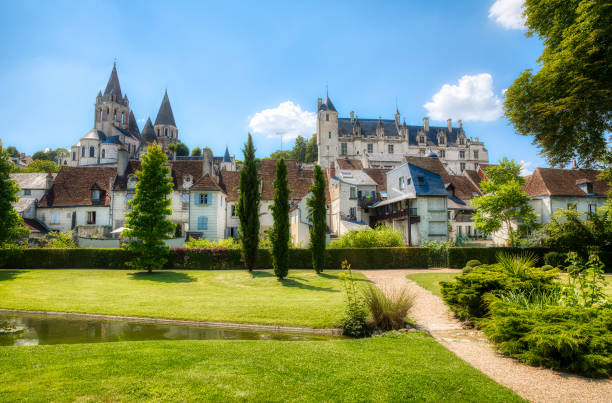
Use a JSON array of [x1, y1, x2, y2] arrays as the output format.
[[361, 269, 612, 403]]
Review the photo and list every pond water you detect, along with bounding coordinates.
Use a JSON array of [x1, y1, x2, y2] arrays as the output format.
[[0, 313, 334, 346]]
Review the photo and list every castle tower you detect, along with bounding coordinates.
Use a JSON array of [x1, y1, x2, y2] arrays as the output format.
[[154, 90, 178, 150], [94, 63, 130, 134], [316, 92, 338, 168]]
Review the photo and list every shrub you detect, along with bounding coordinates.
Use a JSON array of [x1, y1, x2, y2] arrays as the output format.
[[540, 265, 554, 271], [447, 247, 552, 268], [339, 260, 369, 337], [481, 298, 612, 378], [329, 226, 403, 248], [441, 263, 560, 321], [496, 252, 538, 279], [466, 259, 481, 268], [40, 231, 76, 248], [361, 283, 413, 331], [185, 237, 240, 249], [543, 251, 565, 268]]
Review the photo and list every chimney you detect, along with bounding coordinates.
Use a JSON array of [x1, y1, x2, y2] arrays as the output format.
[[329, 162, 335, 179], [45, 172, 54, 190], [458, 119, 463, 129], [117, 147, 128, 177], [317, 98, 322, 111], [423, 117, 429, 132], [350, 111, 354, 122], [447, 118, 452, 131], [202, 148, 213, 177]]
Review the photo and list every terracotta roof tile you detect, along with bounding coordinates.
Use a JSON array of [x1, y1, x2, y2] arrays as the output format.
[[524, 167, 608, 197], [336, 158, 363, 170], [219, 170, 240, 201], [39, 166, 117, 207], [363, 168, 390, 193], [191, 173, 225, 192], [448, 175, 481, 201]]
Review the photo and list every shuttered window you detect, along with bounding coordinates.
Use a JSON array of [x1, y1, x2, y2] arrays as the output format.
[[197, 216, 208, 230]]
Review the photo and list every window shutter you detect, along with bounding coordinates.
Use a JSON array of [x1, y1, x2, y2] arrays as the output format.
[[197, 216, 208, 230]]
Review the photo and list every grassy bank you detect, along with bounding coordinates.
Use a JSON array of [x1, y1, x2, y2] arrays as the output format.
[[0, 270, 362, 328], [0, 334, 522, 402]]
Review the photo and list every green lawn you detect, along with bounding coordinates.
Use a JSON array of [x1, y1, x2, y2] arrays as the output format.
[[0, 270, 363, 328], [0, 334, 522, 402], [406, 272, 459, 297]]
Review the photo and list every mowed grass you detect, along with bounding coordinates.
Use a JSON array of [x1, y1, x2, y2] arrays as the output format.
[[0, 270, 363, 328], [406, 272, 459, 297], [0, 334, 522, 402]]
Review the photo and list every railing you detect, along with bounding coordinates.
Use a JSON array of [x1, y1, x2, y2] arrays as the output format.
[[372, 208, 419, 223], [358, 196, 382, 209]]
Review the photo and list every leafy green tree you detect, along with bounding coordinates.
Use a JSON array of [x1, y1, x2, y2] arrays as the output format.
[[32, 151, 49, 161], [191, 146, 202, 157], [539, 207, 612, 250], [0, 146, 28, 246], [307, 165, 327, 272], [174, 142, 189, 156], [269, 150, 293, 160], [504, 0, 612, 167], [6, 146, 19, 158], [293, 136, 308, 163], [270, 158, 290, 279], [53, 148, 69, 164], [305, 134, 318, 163], [472, 158, 538, 246], [17, 160, 60, 173], [122, 143, 175, 272], [237, 134, 261, 271], [41, 231, 76, 248]]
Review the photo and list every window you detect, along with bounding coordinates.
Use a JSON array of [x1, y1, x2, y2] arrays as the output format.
[[589, 204, 597, 214], [341, 143, 347, 155], [24, 189, 31, 196], [417, 176, 425, 185], [99, 110, 102, 120], [406, 177, 411, 185], [328, 132, 331, 139], [474, 151, 479, 159], [89, 146, 95, 157], [326, 114, 329, 121], [126, 193, 134, 210], [388, 144, 394, 154], [460, 162, 466, 171], [350, 187, 356, 199], [459, 151, 465, 159], [50, 211, 59, 224], [197, 216, 208, 230], [181, 194, 189, 209], [197, 193, 210, 205], [439, 150, 445, 158], [81, 147, 85, 157], [101, 149, 105, 159], [439, 137, 445, 145], [228, 227, 238, 239], [121, 113, 125, 124], [113, 110, 117, 120], [349, 207, 356, 217], [231, 204, 238, 217], [399, 177, 405, 190], [367, 144, 373, 153], [72, 152, 76, 161], [127, 175, 137, 190], [165, 128, 168, 136], [91, 190, 100, 202], [459, 137, 465, 145], [467, 226, 472, 236], [419, 136, 425, 143], [87, 211, 96, 224]]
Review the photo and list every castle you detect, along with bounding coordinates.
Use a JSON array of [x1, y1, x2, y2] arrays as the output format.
[[68, 64, 180, 166], [316, 94, 489, 174]]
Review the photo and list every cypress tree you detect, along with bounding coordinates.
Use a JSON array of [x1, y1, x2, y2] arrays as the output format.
[[238, 134, 261, 271], [0, 146, 28, 246], [270, 158, 290, 279], [123, 143, 175, 273], [307, 165, 327, 273]]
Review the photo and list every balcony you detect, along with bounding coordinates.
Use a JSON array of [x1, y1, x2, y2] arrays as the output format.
[[372, 208, 419, 224], [358, 195, 382, 209]]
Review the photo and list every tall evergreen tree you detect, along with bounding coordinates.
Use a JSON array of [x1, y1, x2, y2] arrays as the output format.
[[0, 146, 28, 246], [238, 134, 261, 271], [270, 158, 290, 279], [123, 143, 175, 272], [307, 165, 327, 273]]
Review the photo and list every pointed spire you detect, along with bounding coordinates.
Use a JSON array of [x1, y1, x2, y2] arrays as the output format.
[[141, 117, 156, 142], [154, 90, 176, 126], [223, 146, 231, 162], [128, 111, 140, 139], [104, 63, 122, 98]]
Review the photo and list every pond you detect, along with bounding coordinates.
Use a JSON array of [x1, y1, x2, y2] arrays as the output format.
[[0, 313, 335, 346]]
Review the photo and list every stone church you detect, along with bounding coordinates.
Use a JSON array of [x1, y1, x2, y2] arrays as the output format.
[[316, 94, 489, 175], [69, 64, 179, 166]]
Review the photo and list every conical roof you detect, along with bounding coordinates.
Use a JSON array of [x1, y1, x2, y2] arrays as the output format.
[[104, 63, 122, 98], [128, 111, 140, 139], [223, 146, 231, 162], [319, 94, 336, 112], [154, 90, 176, 126], [141, 117, 157, 142]]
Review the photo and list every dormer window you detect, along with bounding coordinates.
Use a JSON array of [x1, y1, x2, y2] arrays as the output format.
[[576, 179, 594, 194], [183, 175, 193, 189], [91, 189, 101, 202], [439, 136, 445, 145], [459, 137, 465, 145], [417, 176, 425, 185], [127, 175, 137, 190], [419, 136, 425, 143]]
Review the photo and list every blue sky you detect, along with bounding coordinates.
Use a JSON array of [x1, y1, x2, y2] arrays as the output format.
[[0, 0, 545, 172]]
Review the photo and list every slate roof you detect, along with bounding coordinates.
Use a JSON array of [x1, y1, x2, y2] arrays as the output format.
[[128, 111, 140, 139], [141, 117, 157, 143], [336, 158, 363, 170], [524, 167, 608, 197], [154, 90, 176, 126], [318, 95, 336, 112], [104, 64, 122, 97], [12, 198, 35, 213], [404, 156, 452, 184], [408, 164, 448, 197], [103, 135, 123, 145], [39, 166, 117, 207], [10, 173, 56, 189], [338, 117, 464, 146]]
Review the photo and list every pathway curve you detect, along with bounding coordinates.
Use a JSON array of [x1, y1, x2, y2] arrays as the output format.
[[360, 269, 612, 403]]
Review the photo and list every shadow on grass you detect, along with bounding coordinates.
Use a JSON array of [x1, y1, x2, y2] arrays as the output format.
[[317, 272, 370, 283], [128, 271, 196, 283], [250, 271, 275, 278], [280, 278, 340, 292], [0, 270, 27, 281]]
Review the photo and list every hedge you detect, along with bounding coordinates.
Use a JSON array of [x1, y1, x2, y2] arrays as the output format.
[[0, 247, 429, 270]]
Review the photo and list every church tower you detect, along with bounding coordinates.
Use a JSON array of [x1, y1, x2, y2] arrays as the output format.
[[94, 63, 130, 134], [316, 92, 338, 169], [154, 90, 178, 150]]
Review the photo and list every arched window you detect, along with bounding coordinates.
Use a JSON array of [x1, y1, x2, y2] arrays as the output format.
[[165, 128, 168, 136], [89, 146, 95, 157], [106, 108, 109, 120], [72, 152, 76, 161], [81, 147, 85, 157], [113, 110, 117, 121], [121, 112, 124, 124], [98, 109, 102, 121], [157, 128, 160, 136], [102, 149, 106, 159]]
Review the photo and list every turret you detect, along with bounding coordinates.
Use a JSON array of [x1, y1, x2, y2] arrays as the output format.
[[94, 63, 130, 133], [316, 92, 338, 168], [154, 90, 178, 149]]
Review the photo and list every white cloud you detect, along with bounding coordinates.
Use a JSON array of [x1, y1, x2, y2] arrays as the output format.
[[424, 73, 503, 122], [248, 101, 316, 140], [489, 0, 526, 30], [520, 160, 533, 176]]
